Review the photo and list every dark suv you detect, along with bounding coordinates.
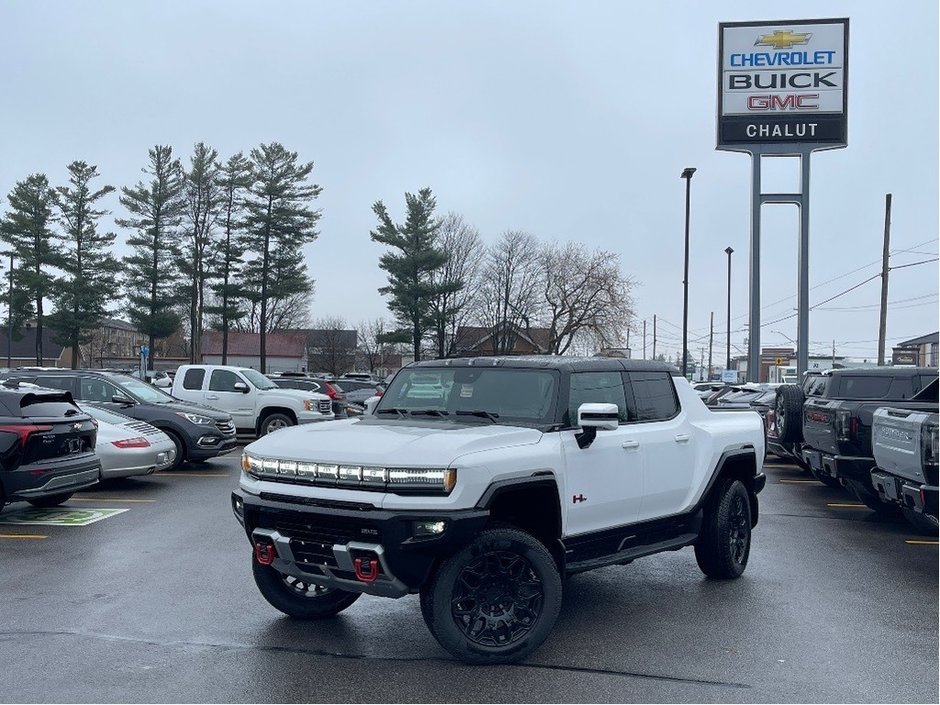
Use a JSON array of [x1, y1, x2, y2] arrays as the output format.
[[0, 370, 236, 470], [0, 382, 100, 509]]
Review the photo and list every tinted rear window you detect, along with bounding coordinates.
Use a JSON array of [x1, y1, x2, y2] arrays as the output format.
[[627, 372, 680, 421], [183, 368, 205, 390], [20, 393, 81, 418], [838, 376, 892, 400]]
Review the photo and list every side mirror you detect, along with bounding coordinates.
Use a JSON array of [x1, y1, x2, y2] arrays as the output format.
[[575, 403, 620, 449], [233, 382, 250, 394], [364, 396, 381, 416], [111, 395, 135, 406]]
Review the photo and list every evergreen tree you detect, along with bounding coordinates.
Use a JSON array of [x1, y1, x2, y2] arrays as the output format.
[[117, 145, 186, 370], [179, 143, 220, 363], [48, 161, 121, 368], [243, 143, 321, 372], [370, 188, 450, 362], [0, 255, 35, 355], [0, 174, 61, 364], [207, 152, 252, 363]]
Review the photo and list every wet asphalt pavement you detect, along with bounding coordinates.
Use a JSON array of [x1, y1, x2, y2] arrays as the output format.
[[0, 452, 936, 703]]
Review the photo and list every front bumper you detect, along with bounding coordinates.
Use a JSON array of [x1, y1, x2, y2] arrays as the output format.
[[188, 434, 238, 460], [232, 489, 488, 596], [297, 410, 335, 424]]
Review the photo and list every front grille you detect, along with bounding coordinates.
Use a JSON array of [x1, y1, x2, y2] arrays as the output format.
[[318, 399, 331, 415], [123, 420, 164, 437], [216, 420, 236, 436], [272, 514, 373, 568]]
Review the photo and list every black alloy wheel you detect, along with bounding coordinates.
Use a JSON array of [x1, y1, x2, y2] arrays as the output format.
[[727, 492, 749, 565], [695, 478, 752, 579], [252, 558, 361, 619]]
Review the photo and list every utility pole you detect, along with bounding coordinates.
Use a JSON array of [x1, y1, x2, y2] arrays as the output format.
[[708, 311, 714, 380], [6, 254, 12, 369], [877, 193, 892, 366], [642, 320, 647, 359], [652, 314, 657, 360]]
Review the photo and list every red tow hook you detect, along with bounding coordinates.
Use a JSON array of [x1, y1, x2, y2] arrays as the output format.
[[254, 540, 277, 566], [354, 557, 379, 583]]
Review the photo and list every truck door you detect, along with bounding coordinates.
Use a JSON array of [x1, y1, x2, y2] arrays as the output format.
[[204, 368, 255, 429], [561, 371, 643, 536], [624, 371, 697, 521]]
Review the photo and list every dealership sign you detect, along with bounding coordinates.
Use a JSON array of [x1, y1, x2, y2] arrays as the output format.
[[717, 18, 848, 149]]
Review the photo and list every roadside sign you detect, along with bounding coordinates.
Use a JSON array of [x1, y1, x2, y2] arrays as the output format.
[[141, 345, 149, 358], [721, 369, 737, 382], [0, 507, 128, 526]]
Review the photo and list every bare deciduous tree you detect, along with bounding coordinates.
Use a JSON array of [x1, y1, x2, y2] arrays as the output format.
[[357, 317, 402, 374], [309, 315, 354, 375], [478, 230, 543, 355], [428, 212, 483, 358], [540, 243, 634, 354]]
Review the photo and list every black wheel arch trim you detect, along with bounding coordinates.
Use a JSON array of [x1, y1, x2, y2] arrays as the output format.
[[475, 474, 560, 509], [694, 446, 764, 527]]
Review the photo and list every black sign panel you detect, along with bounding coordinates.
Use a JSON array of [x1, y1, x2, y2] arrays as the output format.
[[720, 114, 847, 144]]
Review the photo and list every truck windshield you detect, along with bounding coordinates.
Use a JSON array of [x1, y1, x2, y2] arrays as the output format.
[[378, 367, 558, 426], [241, 369, 279, 390]]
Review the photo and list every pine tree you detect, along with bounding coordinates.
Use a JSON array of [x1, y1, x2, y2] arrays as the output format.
[[179, 143, 220, 363], [48, 161, 121, 368], [243, 143, 321, 372], [116, 145, 186, 370], [0, 174, 61, 364], [207, 152, 252, 364], [370, 188, 451, 362]]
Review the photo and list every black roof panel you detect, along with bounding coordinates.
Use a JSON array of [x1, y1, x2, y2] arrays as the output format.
[[409, 356, 679, 374]]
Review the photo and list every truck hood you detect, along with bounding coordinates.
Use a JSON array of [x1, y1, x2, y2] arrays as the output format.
[[245, 418, 544, 466], [258, 387, 330, 402]]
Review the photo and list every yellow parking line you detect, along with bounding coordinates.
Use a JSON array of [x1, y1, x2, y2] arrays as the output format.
[[905, 540, 939, 546], [69, 498, 156, 503], [779, 479, 821, 484], [0, 533, 47, 539], [157, 472, 228, 477], [827, 502, 867, 508]]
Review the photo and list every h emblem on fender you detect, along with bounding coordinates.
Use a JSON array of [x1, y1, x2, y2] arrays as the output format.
[[572, 494, 587, 504]]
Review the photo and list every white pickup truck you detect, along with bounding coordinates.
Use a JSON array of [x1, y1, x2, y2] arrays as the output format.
[[232, 357, 766, 664], [172, 364, 333, 436]]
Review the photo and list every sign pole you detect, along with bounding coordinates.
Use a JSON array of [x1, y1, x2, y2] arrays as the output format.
[[748, 153, 761, 382], [797, 152, 811, 377]]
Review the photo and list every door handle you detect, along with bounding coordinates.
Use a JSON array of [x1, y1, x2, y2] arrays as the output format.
[[206, 394, 219, 400], [674, 433, 690, 443], [622, 440, 640, 449]]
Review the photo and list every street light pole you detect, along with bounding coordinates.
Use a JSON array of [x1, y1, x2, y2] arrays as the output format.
[[680, 167, 696, 378], [6, 253, 12, 369], [724, 246, 733, 371]]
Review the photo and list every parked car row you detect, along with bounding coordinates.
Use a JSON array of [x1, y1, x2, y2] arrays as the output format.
[[766, 367, 938, 533]]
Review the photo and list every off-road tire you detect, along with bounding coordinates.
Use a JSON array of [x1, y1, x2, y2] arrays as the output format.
[[901, 508, 938, 536], [27, 492, 74, 508], [695, 478, 751, 579], [252, 558, 360, 619], [420, 527, 562, 664], [259, 412, 294, 436], [774, 385, 805, 443]]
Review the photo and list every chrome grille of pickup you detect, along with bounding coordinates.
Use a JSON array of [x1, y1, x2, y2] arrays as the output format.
[[216, 420, 236, 436], [318, 399, 331, 415]]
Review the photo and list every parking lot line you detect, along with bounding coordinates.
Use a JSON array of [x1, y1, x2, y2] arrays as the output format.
[[69, 498, 156, 503], [826, 502, 868, 508], [0, 533, 47, 540], [904, 540, 939, 546], [778, 479, 820, 484], [157, 472, 229, 477]]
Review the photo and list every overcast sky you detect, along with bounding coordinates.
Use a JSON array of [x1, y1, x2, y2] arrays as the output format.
[[0, 0, 936, 362]]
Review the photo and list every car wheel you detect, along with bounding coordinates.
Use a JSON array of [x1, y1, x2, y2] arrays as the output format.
[[252, 558, 360, 619], [901, 508, 938, 536], [260, 412, 294, 436], [163, 431, 185, 470], [419, 526, 562, 665], [774, 385, 805, 443], [695, 478, 751, 579], [26, 492, 74, 508]]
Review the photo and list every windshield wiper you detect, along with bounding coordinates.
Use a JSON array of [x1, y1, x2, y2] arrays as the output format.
[[376, 407, 409, 418], [456, 410, 499, 423], [409, 409, 450, 417]]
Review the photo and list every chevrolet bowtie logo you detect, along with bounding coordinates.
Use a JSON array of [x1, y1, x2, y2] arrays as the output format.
[[754, 30, 812, 50]]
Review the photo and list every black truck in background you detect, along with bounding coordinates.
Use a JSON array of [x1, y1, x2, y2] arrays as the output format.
[[800, 368, 938, 509]]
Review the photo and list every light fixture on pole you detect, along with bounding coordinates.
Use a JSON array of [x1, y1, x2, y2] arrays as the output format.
[[680, 167, 696, 378], [724, 246, 733, 371]]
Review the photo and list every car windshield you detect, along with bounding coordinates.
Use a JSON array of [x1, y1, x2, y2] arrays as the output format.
[[118, 377, 176, 403], [377, 367, 558, 426], [241, 369, 279, 390]]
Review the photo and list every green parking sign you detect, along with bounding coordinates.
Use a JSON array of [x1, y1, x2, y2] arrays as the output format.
[[0, 507, 128, 526]]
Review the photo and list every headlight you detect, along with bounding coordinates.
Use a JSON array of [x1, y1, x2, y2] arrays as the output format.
[[303, 399, 321, 411], [242, 454, 456, 494], [176, 412, 215, 425]]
